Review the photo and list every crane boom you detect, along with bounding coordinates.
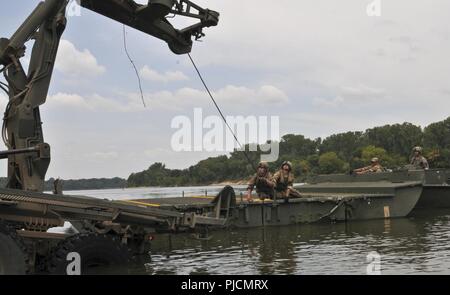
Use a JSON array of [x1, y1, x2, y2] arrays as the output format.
[[79, 0, 219, 54], [0, 0, 219, 191]]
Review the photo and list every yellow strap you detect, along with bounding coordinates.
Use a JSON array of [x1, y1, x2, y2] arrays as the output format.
[[118, 196, 214, 207], [118, 200, 161, 207], [251, 198, 273, 203]]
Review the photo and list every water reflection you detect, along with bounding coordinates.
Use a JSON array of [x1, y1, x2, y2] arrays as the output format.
[[65, 187, 450, 274], [145, 211, 450, 275]]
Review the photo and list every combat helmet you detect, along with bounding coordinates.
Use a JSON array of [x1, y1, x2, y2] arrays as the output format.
[[281, 161, 292, 171], [258, 161, 269, 169], [413, 146, 423, 153]]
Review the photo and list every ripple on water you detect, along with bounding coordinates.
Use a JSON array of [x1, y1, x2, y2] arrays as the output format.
[[145, 212, 450, 274], [65, 188, 450, 274]]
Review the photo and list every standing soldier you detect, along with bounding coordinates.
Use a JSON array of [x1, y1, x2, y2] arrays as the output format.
[[353, 157, 384, 175], [410, 146, 429, 170], [273, 161, 301, 200], [246, 162, 275, 202]]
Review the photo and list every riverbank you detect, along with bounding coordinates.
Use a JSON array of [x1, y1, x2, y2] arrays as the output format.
[[210, 179, 248, 186], [0, 177, 127, 191]]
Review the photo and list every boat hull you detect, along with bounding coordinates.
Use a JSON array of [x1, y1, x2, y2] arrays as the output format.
[[133, 179, 424, 228], [229, 184, 422, 228]]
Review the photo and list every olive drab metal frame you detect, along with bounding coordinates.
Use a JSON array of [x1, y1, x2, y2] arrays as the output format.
[[0, 0, 219, 192]]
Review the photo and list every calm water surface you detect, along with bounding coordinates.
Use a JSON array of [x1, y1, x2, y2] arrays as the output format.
[[64, 187, 450, 275]]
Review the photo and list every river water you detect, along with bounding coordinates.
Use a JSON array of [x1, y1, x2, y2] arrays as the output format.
[[64, 186, 450, 275]]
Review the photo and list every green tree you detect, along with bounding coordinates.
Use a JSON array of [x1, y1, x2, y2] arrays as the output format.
[[360, 145, 389, 163], [125, 117, 450, 187], [321, 131, 366, 162], [279, 134, 320, 159], [318, 152, 346, 174], [423, 117, 450, 149], [364, 123, 423, 156]]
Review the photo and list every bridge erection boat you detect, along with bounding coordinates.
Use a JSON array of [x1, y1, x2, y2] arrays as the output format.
[[3, 168, 447, 274], [409, 169, 450, 210], [298, 168, 450, 213], [130, 172, 425, 228]]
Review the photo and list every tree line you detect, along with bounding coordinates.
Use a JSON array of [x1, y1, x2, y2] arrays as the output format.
[[128, 117, 450, 187], [0, 177, 127, 191], [2, 117, 449, 190]]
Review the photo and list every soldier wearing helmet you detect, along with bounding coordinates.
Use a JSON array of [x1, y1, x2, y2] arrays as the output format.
[[246, 161, 275, 202], [353, 157, 384, 175], [272, 161, 301, 199], [410, 146, 429, 170]]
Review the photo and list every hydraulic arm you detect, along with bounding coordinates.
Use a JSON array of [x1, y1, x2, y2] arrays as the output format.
[[0, 0, 219, 192]]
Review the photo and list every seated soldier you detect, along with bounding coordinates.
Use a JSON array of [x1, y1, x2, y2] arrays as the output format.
[[246, 162, 275, 202], [353, 157, 383, 175], [272, 161, 301, 200]]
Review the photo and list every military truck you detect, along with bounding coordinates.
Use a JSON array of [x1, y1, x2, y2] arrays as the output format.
[[0, 0, 221, 274]]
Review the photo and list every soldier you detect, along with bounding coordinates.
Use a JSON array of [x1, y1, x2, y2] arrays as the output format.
[[410, 146, 429, 170], [273, 161, 301, 199], [246, 162, 275, 202], [353, 157, 384, 175]]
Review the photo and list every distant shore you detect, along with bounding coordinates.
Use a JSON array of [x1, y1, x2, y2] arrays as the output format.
[[210, 179, 248, 186]]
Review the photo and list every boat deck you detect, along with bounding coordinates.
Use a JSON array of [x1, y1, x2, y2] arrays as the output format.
[[121, 190, 405, 210], [0, 188, 225, 229], [124, 196, 216, 208]]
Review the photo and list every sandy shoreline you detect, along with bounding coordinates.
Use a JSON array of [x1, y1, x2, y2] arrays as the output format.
[[210, 180, 248, 186]]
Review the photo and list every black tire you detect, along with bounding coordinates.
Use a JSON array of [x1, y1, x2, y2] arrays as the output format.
[[47, 233, 133, 275], [0, 221, 29, 275]]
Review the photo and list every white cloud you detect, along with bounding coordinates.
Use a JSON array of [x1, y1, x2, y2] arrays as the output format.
[[339, 85, 386, 101], [48, 92, 143, 112], [313, 85, 386, 108], [313, 96, 344, 108], [48, 93, 89, 109], [55, 39, 106, 77], [215, 85, 289, 105], [47, 84, 288, 112], [189, 0, 450, 114], [139, 65, 189, 83], [89, 151, 120, 160]]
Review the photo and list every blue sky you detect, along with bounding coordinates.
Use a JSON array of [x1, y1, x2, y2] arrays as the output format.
[[1, 0, 450, 179]]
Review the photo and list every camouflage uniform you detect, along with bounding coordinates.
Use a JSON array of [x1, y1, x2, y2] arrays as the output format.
[[247, 173, 274, 199], [354, 158, 384, 175], [247, 163, 275, 199], [273, 170, 301, 198], [410, 155, 429, 170], [357, 163, 383, 174], [410, 146, 429, 170]]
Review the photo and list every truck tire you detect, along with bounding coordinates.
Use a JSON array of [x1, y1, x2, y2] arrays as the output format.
[[0, 221, 29, 275], [47, 233, 133, 275]]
